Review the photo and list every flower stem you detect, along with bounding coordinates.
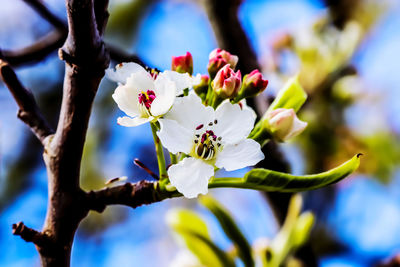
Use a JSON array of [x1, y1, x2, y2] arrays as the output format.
[[150, 122, 168, 180], [169, 152, 178, 165]]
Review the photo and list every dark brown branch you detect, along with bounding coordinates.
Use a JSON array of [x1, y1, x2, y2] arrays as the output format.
[[94, 0, 110, 36], [12, 222, 51, 247], [0, 60, 54, 145], [87, 181, 171, 212]]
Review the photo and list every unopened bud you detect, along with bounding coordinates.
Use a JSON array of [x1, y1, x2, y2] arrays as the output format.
[[207, 48, 238, 78], [212, 64, 241, 99], [171, 52, 193, 75], [264, 108, 307, 142], [234, 69, 268, 102]]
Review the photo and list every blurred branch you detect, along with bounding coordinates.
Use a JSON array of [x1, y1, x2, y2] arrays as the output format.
[[12, 222, 52, 248], [0, 0, 144, 67], [22, 0, 67, 30], [0, 60, 54, 145], [107, 43, 147, 67], [202, 0, 258, 74], [0, 31, 67, 67], [201, 1, 318, 265]]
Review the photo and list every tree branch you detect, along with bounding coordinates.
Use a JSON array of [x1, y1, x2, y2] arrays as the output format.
[[87, 181, 173, 212], [12, 222, 51, 248], [0, 60, 54, 145]]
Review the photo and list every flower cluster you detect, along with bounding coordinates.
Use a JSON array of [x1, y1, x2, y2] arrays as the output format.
[[107, 50, 308, 198]]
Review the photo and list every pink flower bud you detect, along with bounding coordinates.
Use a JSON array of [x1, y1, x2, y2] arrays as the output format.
[[171, 52, 193, 75], [235, 70, 268, 101], [212, 65, 241, 99], [207, 48, 238, 78], [265, 108, 307, 142]]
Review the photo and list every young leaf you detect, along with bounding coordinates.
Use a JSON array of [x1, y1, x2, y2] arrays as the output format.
[[208, 154, 361, 192], [267, 75, 307, 113], [200, 196, 254, 267]]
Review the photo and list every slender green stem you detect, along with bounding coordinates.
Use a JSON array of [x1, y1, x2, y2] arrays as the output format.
[[150, 122, 168, 180], [170, 152, 178, 165]]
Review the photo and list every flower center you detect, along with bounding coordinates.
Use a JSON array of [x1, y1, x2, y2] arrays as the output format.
[[193, 120, 222, 161], [138, 90, 156, 109]]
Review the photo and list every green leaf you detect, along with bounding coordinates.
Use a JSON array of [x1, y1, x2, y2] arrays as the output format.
[[267, 75, 307, 113], [166, 209, 232, 267], [208, 154, 361, 192], [200, 196, 254, 267]]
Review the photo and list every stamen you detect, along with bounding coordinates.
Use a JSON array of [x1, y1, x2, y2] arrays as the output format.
[[214, 119, 218, 124], [209, 122, 213, 126], [196, 124, 204, 130]]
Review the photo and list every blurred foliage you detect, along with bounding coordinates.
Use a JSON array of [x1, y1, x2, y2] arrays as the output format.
[[264, 0, 399, 183], [167, 195, 314, 267]]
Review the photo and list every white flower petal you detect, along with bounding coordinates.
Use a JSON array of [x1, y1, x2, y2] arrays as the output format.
[[215, 139, 264, 171], [150, 78, 177, 117], [214, 100, 256, 144], [112, 72, 155, 117], [240, 99, 257, 121], [106, 62, 148, 84], [158, 119, 194, 154], [164, 93, 214, 132], [158, 70, 193, 95], [191, 73, 203, 87], [117, 116, 153, 127], [168, 157, 214, 198], [112, 83, 140, 117]]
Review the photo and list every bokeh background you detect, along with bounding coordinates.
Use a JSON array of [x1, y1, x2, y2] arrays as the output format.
[[1, 0, 400, 266]]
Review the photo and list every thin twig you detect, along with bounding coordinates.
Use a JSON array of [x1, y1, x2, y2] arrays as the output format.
[[12, 222, 51, 247], [0, 60, 54, 145], [134, 159, 159, 180]]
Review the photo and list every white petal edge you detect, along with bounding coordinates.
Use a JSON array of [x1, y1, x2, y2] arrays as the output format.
[[150, 78, 177, 117], [168, 157, 214, 198], [158, 70, 193, 95], [117, 116, 153, 127], [158, 119, 194, 154], [106, 62, 148, 84], [214, 100, 256, 145], [215, 139, 264, 171], [164, 93, 214, 132]]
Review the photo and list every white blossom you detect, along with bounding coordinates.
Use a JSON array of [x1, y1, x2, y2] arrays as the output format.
[[158, 94, 264, 198], [106, 62, 193, 127]]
